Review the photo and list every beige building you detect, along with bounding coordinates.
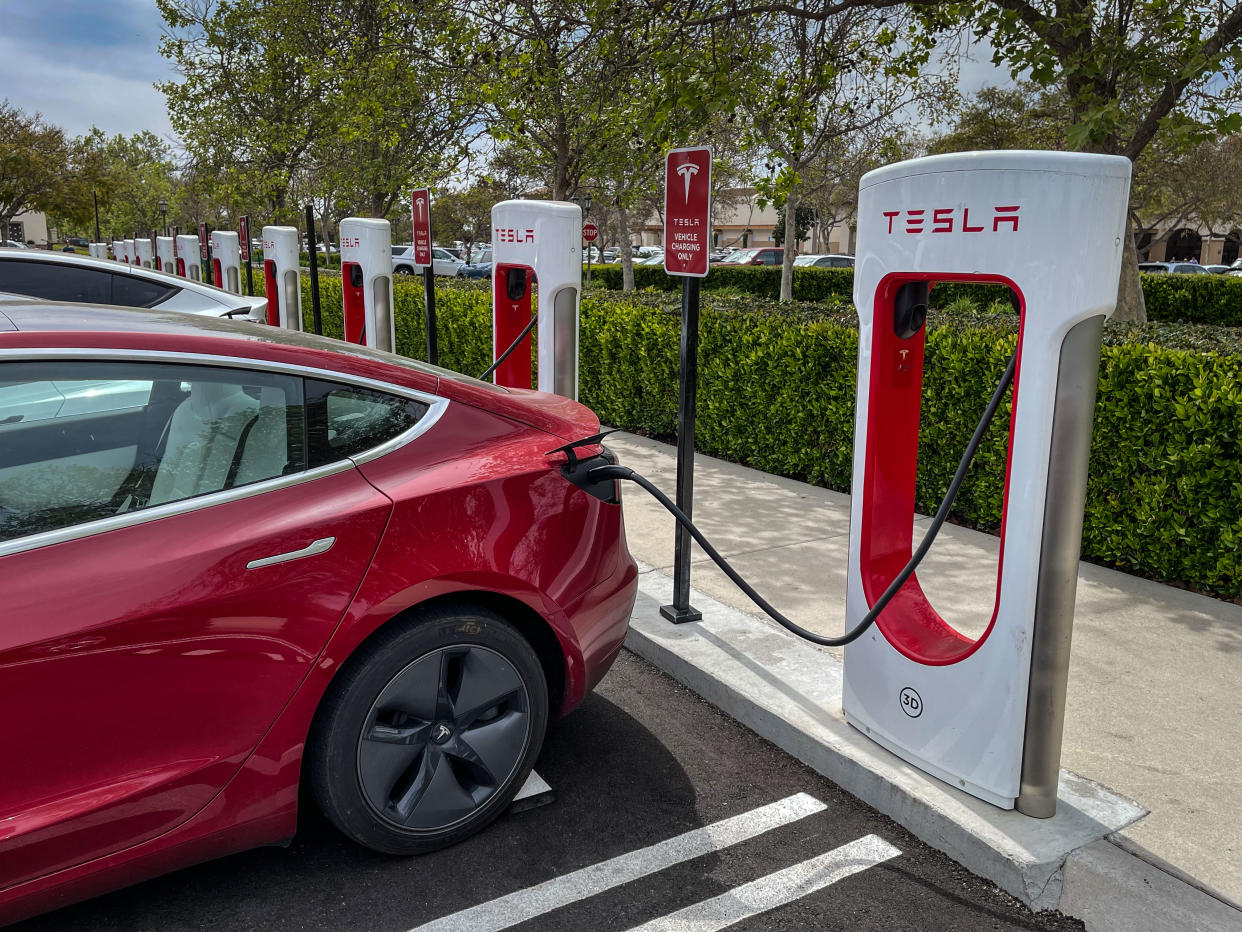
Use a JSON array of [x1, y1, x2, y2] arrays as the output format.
[[639, 187, 854, 255], [1140, 224, 1241, 265], [2, 210, 49, 246]]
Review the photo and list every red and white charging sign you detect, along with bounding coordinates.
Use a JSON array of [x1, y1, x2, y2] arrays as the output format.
[[664, 146, 712, 277], [411, 188, 432, 267], [239, 216, 250, 261], [198, 222, 208, 261]]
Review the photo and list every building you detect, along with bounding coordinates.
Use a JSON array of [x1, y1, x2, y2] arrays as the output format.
[[2, 210, 49, 246], [638, 188, 854, 255], [1140, 225, 1241, 265]]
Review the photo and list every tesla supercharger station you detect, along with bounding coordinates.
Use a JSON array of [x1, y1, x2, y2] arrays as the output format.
[[262, 225, 301, 330], [175, 235, 200, 280], [110, 241, 123, 263], [841, 151, 1131, 818], [156, 236, 175, 273], [122, 239, 135, 266], [89, 243, 106, 260], [490, 200, 582, 398], [210, 230, 242, 293], [134, 238, 154, 270], [339, 218, 394, 352]]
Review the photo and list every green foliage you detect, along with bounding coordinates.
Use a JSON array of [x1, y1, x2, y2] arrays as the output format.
[[593, 264, 1242, 326], [0, 101, 74, 234], [299, 274, 1241, 598]]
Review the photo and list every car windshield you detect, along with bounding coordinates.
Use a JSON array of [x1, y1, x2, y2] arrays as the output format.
[[792, 255, 820, 266], [726, 249, 760, 262]]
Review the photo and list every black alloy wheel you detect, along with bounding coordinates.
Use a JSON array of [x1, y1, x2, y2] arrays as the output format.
[[309, 605, 548, 855], [395, 265, 414, 275]]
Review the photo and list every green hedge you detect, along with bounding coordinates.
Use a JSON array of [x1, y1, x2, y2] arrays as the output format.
[[300, 276, 1242, 599], [592, 263, 1242, 327]]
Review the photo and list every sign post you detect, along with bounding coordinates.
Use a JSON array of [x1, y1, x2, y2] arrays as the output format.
[[239, 215, 252, 296], [305, 205, 322, 335], [197, 222, 210, 282], [583, 221, 599, 287], [660, 145, 712, 625], [412, 188, 437, 364]]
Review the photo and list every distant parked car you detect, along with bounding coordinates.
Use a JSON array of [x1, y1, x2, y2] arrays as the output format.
[[1138, 262, 1210, 275], [2, 240, 28, 250], [709, 248, 734, 262], [456, 261, 492, 280], [1203, 264, 1232, 274], [67, 237, 89, 247], [793, 253, 854, 269], [716, 247, 784, 266], [634, 251, 665, 266], [602, 248, 620, 263], [0, 250, 266, 320], [392, 245, 464, 277]]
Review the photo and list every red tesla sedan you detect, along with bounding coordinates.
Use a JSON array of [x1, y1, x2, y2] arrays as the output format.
[[0, 300, 637, 924]]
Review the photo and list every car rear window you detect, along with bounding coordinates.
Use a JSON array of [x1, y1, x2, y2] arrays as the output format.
[[0, 259, 111, 303], [306, 379, 430, 467], [112, 273, 179, 307]]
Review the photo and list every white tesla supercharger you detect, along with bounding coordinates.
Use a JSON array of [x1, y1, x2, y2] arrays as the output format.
[[134, 237, 154, 270], [175, 235, 201, 280], [340, 218, 394, 352], [88, 243, 105, 260], [122, 239, 135, 266], [156, 236, 175, 274], [490, 200, 582, 399], [261, 225, 302, 330], [842, 151, 1131, 817], [210, 230, 242, 294], [110, 241, 124, 263]]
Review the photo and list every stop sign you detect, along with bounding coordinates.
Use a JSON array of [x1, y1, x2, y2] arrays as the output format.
[[582, 222, 599, 242]]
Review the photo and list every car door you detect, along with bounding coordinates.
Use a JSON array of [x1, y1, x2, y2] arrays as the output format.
[[0, 357, 401, 888]]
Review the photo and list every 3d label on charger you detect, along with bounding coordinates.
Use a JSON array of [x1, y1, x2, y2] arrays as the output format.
[[882, 205, 1021, 235], [664, 146, 712, 278], [495, 228, 535, 243], [412, 188, 432, 266]]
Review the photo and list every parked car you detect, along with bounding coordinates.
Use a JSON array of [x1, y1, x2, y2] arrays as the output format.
[[457, 261, 492, 279], [793, 253, 854, 269], [602, 248, 620, 263], [582, 246, 602, 263], [709, 248, 734, 262], [1203, 264, 1233, 274], [715, 247, 784, 266], [2, 240, 28, 249], [0, 250, 266, 320], [392, 244, 464, 277], [1138, 261, 1211, 275], [634, 251, 665, 265], [0, 300, 637, 924]]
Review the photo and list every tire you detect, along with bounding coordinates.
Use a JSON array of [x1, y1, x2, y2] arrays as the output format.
[[395, 265, 414, 275], [309, 604, 548, 855]]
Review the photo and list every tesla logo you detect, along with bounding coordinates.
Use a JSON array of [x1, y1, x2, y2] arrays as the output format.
[[883, 205, 1020, 234], [340, 237, 360, 248], [415, 195, 426, 222], [676, 163, 699, 202], [496, 228, 535, 243], [432, 723, 452, 743]]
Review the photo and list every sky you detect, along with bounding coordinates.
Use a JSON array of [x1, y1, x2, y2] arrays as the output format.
[[1, 0, 176, 141], [0, 1, 1011, 149]]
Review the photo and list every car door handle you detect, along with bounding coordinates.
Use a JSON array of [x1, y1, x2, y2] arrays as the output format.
[[246, 537, 335, 570]]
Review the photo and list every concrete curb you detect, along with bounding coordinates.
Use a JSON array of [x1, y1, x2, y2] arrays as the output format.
[[624, 566, 1242, 931]]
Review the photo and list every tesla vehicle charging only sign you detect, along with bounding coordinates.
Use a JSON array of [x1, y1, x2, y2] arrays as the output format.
[[664, 146, 712, 277], [412, 188, 432, 267]]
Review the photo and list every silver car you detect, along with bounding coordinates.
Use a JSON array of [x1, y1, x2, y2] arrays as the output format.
[[391, 245, 464, 277], [0, 250, 267, 320]]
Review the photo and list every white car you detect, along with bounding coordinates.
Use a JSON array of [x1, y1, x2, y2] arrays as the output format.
[[3, 240, 28, 249], [793, 253, 855, 269], [391, 245, 464, 277], [0, 250, 267, 320]]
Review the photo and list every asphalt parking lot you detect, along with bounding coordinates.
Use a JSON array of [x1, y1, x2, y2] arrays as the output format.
[[14, 651, 1085, 931]]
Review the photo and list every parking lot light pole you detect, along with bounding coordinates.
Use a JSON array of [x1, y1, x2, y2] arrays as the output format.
[[158, 198, 168, 237]]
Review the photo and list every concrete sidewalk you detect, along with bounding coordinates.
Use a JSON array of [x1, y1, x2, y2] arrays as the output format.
[[607, 430, 1242, 915]]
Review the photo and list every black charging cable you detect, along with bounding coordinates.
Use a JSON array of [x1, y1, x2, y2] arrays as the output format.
[[586, 350, 1018, 647], [479, 314, 538, 382]]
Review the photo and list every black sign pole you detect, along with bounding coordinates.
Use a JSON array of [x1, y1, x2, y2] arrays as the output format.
[[241, 216, 253, 296], [660, 274, 703, 624], [305, 204, 322, 335]]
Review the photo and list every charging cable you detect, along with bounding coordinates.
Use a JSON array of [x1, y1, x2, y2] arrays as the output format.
[[479, 315, 538, 382], [585, 351, 1017, 647]]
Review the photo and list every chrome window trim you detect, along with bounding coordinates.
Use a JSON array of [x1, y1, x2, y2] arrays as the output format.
[[0, 348, 449, 557]]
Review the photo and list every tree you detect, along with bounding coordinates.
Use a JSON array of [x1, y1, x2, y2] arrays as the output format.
[[916, 0, 1242, 319], [926, 82, 1068, 153], [0, 102, 72, 243], [741, 6, 951, 300], [431, 182, 502, 260], [771, 201, 814, 246]]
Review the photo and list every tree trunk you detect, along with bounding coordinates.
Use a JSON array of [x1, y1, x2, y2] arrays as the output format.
[[779, 187, 798, 302], [618, 204, 635, 291], [1114, 221, 1147, 323]]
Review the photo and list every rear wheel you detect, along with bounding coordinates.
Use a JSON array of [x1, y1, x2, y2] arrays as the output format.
[[395, 265, 414, 275], [309, 604, 548, 854]]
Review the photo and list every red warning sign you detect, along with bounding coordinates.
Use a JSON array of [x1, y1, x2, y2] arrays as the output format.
[[664, 146, 712, 278]]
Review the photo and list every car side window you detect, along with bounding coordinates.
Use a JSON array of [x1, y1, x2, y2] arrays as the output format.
[[0, 260, 112, 303], [306, 379, 430, 467], [0, 361, 305, 545], [112, 273, 179, 307]]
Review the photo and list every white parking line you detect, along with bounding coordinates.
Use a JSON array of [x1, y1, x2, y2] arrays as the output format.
[[407, 793, 828, 932], [623, 834, 901, 931]]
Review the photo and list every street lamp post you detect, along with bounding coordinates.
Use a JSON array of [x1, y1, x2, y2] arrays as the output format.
[[93, 191, 101, 243], [158, 199, 168, 237]]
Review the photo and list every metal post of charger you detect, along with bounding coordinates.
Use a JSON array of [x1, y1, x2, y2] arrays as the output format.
[[305, 204, 322, 335]]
